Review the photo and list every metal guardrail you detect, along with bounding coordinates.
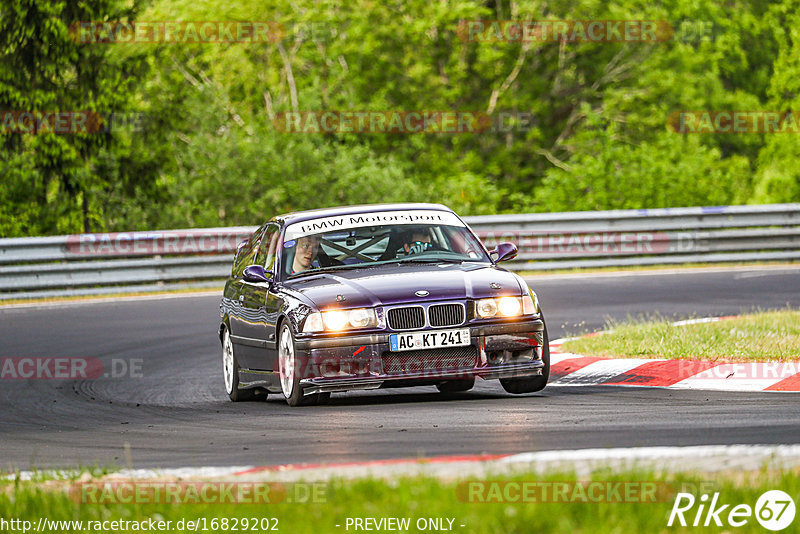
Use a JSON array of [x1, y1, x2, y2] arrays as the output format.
[[472, 203, 800, 270], [0, 204, 798, 299]]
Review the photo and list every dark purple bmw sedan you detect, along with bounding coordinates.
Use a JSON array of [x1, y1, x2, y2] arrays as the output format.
[[219, 203, 548, 406]]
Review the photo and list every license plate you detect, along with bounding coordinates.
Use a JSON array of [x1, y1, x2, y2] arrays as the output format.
[[389, 328, 471, 352]]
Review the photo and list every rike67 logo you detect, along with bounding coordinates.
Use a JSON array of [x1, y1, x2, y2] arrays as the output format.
[[668, 490, 796, 530]]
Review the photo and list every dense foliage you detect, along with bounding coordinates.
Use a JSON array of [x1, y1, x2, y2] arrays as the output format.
[[2, 0, 799, 235]]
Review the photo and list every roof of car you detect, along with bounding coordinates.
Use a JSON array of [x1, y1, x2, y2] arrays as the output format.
[[273, 203, 455, 225]]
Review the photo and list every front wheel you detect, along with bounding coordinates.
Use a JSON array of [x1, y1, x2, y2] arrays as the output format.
[[500, 318, 550, 394], [278, 323, 330, 407]]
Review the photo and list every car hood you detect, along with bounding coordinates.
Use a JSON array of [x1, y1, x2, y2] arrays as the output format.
[[282, 262, 525, 309]]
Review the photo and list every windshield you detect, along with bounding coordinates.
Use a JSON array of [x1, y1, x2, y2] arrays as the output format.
[[280, 211, 490, 277]]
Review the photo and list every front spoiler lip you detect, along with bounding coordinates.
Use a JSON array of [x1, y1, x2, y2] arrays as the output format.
[[294, 317, 544, 350], [299, 361, 545, 395]]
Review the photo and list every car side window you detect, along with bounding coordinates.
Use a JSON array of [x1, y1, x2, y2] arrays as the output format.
[[233, 225, 266, 277], [255, 224, 280, 271]]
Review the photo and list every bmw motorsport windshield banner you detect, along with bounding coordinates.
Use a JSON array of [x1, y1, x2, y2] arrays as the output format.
[[284, 210, 466, 239]]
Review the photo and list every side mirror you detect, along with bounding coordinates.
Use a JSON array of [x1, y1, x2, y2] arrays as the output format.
[[490, 242, 518, 263], [243, 265, 273, 283]]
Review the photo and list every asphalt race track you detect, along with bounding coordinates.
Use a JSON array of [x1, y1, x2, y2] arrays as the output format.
[[1, 266, 799, 471]]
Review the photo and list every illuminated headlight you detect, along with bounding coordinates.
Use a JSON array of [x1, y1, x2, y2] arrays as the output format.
[[475, 297, 530, 318], [498, 296, 521, 316], [322, 310, 349, 331], [303, 308, 377, 332]]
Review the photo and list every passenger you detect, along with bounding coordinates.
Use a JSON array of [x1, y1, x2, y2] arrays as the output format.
[[291, 235, 321, 273]]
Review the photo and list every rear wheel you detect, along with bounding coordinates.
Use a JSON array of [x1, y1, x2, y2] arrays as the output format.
[[278, 323, 330, 407], [436, 377, 475, 393], [222, 327, 258, 402], [500, 318, 550, 394]]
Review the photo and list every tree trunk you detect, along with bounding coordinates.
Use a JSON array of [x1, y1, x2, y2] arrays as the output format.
[[82, 192, 90, 233]]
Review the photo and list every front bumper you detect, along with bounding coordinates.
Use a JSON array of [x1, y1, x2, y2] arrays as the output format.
[[294, 318, 545, 395]]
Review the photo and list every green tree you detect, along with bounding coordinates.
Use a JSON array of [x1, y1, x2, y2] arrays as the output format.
[[0, 0, 154, 234], [4, 0, 800, 236]]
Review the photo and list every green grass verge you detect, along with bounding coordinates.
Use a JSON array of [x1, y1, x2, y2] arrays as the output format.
[[561, 310, 800, 362], [2, 468, 798, 533]]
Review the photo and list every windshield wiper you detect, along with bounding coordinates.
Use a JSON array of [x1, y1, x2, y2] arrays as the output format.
[[320, 264, 379, 274], [396, 257, 465, 264], [287, 264, 364, 278]]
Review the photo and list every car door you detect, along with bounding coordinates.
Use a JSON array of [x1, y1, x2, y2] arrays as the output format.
[[236, 223, 281, 371], [256, 224, 283, 372], [228, 224, 266, 369]]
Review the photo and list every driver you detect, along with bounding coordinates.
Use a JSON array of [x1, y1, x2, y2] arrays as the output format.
[[403, 229, 432, 255], [291, 235, 321, 273]]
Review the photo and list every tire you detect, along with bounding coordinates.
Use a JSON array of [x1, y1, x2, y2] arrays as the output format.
[[277, 323, 330, 407], [222, 327, 259, 402], [500, 318, 550, 394], [436, 377, 475, 393]]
